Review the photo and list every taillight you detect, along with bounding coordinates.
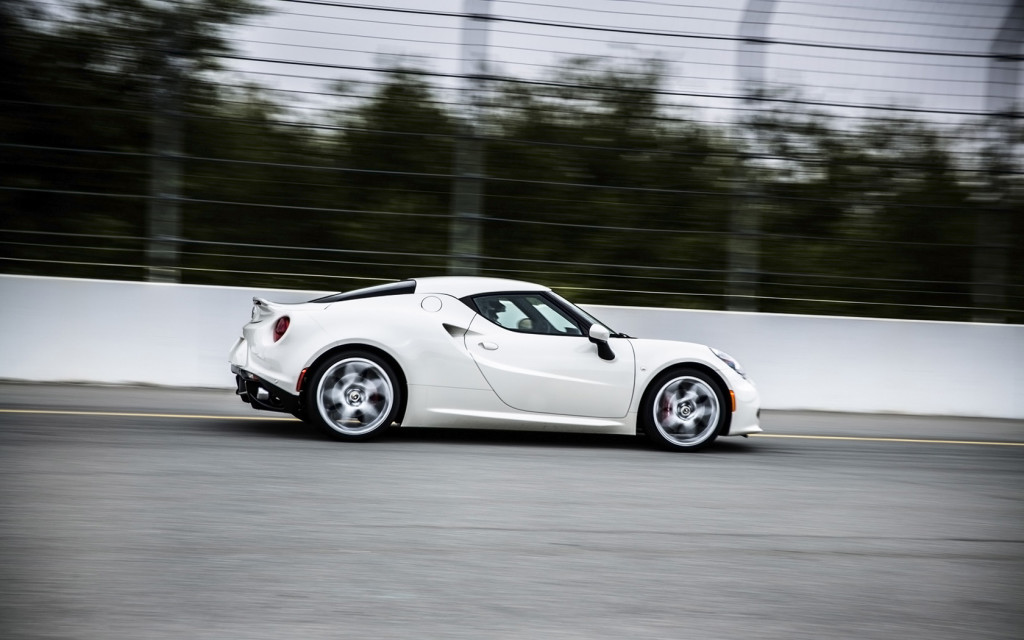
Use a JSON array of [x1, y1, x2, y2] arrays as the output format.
[[273, 316, 290, 342]]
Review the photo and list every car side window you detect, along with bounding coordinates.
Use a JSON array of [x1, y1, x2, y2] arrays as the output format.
[[477, 296, 528, 329], [530, 298, 582, 335], [473, 294, 583, 336]]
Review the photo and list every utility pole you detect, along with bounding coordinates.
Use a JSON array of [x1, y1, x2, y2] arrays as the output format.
[[448, 0, 491, 276], [974, 0, 1022, 322], [730, 0, 776, 311], [147, 8, 184, 283]]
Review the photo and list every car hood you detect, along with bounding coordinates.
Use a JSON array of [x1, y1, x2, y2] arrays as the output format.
[[625, 337, 730, 375]]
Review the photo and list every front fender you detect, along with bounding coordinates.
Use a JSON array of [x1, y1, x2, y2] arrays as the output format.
[[627, 338, 748, 411]]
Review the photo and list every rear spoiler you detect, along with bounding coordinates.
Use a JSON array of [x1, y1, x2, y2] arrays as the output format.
[[251, 297, 283, 322]]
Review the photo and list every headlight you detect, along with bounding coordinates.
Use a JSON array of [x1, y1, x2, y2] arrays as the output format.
[[710, 347, 747, 379]]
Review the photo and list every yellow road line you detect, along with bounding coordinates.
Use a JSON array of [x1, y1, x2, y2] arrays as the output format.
[[751, 433, 1024, 447], [0, 408, 297, 421], [1, 409, 1022, 446]]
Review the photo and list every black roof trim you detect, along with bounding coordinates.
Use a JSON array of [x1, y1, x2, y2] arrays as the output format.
[[310, 280, 417, 304]]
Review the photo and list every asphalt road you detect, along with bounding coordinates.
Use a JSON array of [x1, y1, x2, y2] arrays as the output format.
[[1, 382, 1022, 640]]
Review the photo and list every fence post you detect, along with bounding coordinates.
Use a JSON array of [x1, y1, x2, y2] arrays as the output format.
[[146, 10, 183, 283], [731, 0, 776, 311], [448, 0, 492, 276], [975, 0, 1022, 322]]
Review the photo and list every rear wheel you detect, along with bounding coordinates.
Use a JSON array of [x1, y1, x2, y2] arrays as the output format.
[[305, 351, 402, 441], [641, 368, 726, 451]]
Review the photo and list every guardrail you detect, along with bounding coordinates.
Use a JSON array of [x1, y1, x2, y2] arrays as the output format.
[[1, 274, 1020, 419]]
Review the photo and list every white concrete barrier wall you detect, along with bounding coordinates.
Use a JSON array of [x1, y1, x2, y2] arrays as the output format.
[[589, 305, 1023, 419], [1, 275, 317, 389], [2, 274, 1021, 418]]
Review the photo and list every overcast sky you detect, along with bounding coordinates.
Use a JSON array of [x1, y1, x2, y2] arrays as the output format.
[[225, 0, 1020, 126]]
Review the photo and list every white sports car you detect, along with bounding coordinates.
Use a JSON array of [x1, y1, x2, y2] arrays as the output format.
[[229, 277, 761, 451]]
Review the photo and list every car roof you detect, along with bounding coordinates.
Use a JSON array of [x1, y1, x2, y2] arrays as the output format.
[[412, 276, 550, 298]]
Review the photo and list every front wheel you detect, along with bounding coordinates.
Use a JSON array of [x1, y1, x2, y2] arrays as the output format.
[[641, 368, 727, 451], [305, 351, 402, 441]]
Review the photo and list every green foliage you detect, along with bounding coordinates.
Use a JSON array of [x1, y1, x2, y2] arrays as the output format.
[[1, 4, 1021, 321]]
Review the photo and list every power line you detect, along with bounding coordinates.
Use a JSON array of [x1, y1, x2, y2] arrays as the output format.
[[215, 54, 1001, 118], [6, 229, 1018, 289], [222, 36, 993, 102], [618, 0, 1010, 22], [274, 0, 1006, 59], [0, 162, 993, 212], [500, 0, 1004, 32], [228, 18, 996, 75], [7, 239, 1010, 300]]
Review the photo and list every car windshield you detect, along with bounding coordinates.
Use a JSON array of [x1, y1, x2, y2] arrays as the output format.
[[548, 292, 622, 336]]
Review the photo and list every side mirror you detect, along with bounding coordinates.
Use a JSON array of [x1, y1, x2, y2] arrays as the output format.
[[588, 324, 615, 361]]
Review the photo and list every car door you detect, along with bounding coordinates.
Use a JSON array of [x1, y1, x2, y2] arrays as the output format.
[[464, 293, 635, 418]]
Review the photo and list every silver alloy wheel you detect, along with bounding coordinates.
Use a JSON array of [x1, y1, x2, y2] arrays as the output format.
[[315, 357, 395, 436], [652, 375, 721, 447]]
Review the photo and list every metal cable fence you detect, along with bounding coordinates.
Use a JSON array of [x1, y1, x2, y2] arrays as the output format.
[[1, 0, 1021, 321]]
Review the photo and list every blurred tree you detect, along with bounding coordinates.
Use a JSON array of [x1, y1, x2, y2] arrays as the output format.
[[329, 69, 456, 279], [181, 83, 343, 288], [0, 0, 265, 280], [745, 102, 978, 319], [0, 1, 1019, 321], [483, 58, 736, 306]]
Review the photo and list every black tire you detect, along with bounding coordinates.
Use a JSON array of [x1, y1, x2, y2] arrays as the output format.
[[304, 350, 403, 441], [640, 367, 727, 452]]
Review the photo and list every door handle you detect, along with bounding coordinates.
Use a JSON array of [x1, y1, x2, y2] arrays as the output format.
[[479, 341, 499, 350]]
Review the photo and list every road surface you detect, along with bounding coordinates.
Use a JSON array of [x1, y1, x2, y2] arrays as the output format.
[[1, 383, 1022, 639]]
